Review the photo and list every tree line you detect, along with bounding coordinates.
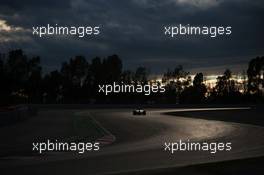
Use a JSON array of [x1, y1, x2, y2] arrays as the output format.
[[0, 49, 263, 105]]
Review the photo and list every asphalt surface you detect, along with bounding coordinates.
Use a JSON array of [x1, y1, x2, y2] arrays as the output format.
[[1, 107, 264, 175]]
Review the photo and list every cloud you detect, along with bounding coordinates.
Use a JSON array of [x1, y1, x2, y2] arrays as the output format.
[[133, 0, 222, 9], [0, 0, 263, 74], [0, 19, 24, 32], [0, 19, 31, 42], [175, 0, 220, 8]]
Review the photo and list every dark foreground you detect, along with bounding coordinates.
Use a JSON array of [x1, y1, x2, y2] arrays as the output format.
[[114, 156, 264, 175], [158, 105, 264, 175], [0, 105, 263, 175], [166, 105, 264, 126]]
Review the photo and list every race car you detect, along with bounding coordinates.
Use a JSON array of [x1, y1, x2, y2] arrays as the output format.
[[133, 108, 146, 115]]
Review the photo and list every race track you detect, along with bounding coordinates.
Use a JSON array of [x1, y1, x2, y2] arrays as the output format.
[[1, 107, 264, 175]]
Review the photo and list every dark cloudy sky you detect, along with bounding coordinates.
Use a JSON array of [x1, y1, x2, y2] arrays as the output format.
[[0, 0, 263, 75]]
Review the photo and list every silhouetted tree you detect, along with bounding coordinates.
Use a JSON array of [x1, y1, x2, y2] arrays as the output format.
[[60, 55, 89, 102], [247, 56, 264, 96], [25, 56, 42, 102], [121, 70, 134, 84], [162, 65, 191, 103], [1, 49, 263, 105], [134, 67, 148, 84], [180, 73, 207, 103], [42, 70, 63, 103], [103, 55, 122, 83], [212, 69, 242, 102], [0, 54, 6, 105], [0, 49, 42, 104]]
